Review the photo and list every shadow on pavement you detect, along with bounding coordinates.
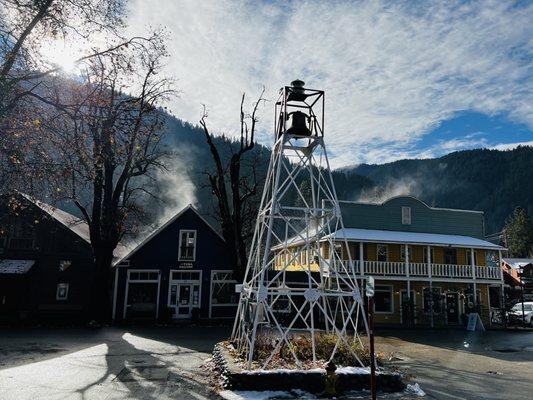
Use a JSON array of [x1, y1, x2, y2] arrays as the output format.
[[0, 325, 229, 399]]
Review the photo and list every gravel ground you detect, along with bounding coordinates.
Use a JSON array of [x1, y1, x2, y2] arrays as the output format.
[[0, 325, 531, 399]]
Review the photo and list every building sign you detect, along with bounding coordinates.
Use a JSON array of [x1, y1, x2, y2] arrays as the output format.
[[179, 262, 194, 269]]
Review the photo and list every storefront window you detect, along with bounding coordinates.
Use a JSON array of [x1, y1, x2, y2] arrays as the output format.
[[374, 285, 393, 313], [423, 288, 442, 313], [211, 271, 238, 305]]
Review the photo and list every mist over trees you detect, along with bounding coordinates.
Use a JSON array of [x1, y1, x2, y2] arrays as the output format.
[[135, 117, 533, 242], [347, 146, 533, 234]]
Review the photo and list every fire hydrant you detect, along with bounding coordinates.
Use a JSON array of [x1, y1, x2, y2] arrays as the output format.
[[324, 360, 338, 397]]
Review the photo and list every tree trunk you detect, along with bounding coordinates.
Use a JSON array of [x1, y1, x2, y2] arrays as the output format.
[[90, 244, 115, 323]]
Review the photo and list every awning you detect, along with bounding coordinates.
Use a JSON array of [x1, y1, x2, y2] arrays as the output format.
[[0, 259, 35, 274], [324, 228, 505, 250]]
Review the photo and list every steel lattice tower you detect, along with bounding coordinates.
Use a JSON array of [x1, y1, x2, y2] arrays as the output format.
[[232, 80, 369, 369]]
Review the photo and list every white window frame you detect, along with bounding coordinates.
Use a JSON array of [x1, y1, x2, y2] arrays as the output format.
[[374, 285, 394, 314], [209, 270, 238, 318], [56, 283, 69, 301], [376, 244, 388, 262], [400, 245, 412, 261], [178, 229, 197, 262], [168, 269, 202, 319], [423, 247, 435, 264], [123, 269, 161, 319], [402, 206, 411, 225], [465, 249, 478, 266]]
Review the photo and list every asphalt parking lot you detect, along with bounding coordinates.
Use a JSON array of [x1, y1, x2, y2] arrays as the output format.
[[376, 328, 533, 400], [0, 325, 532, 399]]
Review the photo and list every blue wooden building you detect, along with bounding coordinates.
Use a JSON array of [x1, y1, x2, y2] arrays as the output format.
[[112, 205, 238, 322]]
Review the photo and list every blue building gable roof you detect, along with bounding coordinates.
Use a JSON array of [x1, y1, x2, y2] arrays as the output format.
[[339, 196, 485, 239], [117, 205, 230, 268], [112, 204, 235, 321]]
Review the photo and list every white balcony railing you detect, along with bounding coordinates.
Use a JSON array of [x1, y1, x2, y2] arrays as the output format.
[[343, 260, 502, 280]]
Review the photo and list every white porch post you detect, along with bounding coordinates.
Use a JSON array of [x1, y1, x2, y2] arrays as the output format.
[[405, 243, 412, 327], [359, 242, 364, 276], [405, 244, 410, 299], [471, 247, 477, 311], [427, 245, 434, 328]]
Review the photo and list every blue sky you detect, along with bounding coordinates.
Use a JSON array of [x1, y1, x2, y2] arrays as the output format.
[[400, 111, 533, 160], [125, 0, 532, 167]]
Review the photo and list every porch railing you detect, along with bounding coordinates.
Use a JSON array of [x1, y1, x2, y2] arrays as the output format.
[[342, 260, 502, 280]]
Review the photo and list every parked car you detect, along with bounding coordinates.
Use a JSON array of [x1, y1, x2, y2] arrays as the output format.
[[507, 302, 533, 326]]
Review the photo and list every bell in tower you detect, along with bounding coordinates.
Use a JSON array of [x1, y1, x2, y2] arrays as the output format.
[[277, 80, 316, 138], [285, 111, 312, 136]]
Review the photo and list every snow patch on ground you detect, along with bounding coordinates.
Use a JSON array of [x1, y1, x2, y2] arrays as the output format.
[[336, 366, 371, 375], [219, 390, 316, 399], [242, 366, 375, 375], [242, 368, 323, 375], [405, 383, 426, 397]]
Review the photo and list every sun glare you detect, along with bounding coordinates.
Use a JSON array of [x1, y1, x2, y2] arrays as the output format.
[[40, 39, 83, 75]]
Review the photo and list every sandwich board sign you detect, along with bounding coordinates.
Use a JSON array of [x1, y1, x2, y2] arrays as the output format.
[[467, 312, 485, 331]]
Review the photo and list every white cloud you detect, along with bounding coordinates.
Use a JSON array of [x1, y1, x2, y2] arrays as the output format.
[[126, 0, 533, 167]]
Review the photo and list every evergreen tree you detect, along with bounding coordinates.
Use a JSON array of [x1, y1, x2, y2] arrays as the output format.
[[295, 180, 312, 208], [504, 207, 533, 257]]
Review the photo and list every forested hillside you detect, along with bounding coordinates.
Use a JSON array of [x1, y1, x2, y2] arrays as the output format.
[[346, 147, 533, 234], [132, 114, 533, 237]]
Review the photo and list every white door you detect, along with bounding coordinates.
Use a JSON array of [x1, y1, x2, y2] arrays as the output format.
[[169, 270, 202, 318], [169, 280, 201, 318]]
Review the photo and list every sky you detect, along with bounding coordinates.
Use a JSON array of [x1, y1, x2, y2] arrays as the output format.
[[123, 0, 532, 168]]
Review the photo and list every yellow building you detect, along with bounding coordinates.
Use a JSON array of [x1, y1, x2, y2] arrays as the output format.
[[273, 196, 505, 328]]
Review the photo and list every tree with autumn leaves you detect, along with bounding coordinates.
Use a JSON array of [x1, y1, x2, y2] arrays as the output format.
[[1, 0, 175, 321]]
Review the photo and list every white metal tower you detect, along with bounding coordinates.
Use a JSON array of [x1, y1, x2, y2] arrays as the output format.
[[232, 80, 369, 369]]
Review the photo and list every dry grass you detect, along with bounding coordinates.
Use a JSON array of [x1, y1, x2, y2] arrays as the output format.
[[231, 332, 380, 369]]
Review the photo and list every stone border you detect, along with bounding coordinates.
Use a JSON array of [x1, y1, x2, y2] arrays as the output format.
[[213, 342, 405, 393]]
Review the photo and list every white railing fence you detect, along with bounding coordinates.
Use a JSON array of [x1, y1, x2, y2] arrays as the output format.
[[344, 260, 501, 280]]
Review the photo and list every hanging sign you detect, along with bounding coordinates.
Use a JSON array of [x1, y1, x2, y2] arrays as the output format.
[[366, 276, 375, 298]]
